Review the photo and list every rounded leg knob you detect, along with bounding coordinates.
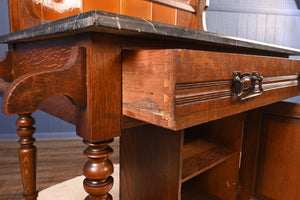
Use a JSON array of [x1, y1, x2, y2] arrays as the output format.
[[83, 139, 114, 200]]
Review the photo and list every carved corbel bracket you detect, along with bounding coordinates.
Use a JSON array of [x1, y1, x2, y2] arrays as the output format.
[[0, 51, 13, 82], [2, 46, 87, 115]]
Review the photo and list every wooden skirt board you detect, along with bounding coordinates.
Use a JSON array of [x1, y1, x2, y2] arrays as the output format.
[[122, 49, 300, 130]]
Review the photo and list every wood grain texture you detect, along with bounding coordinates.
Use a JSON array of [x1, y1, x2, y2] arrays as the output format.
[[0, 139, 119, 200], [0, 80, 10, 96], [83, 139, 114, 200], [76, 33, 122, 142], [8, 0, 42, 32], [176, 0, 196, 28], [183, 113, 245, 200], [122, 49, 177, 129], [123, 49, 300, 130], [120, 125, 183, 200], [2, 46, 87, 115], [0, 51, 13, 82], [240, 102, 300, 200], [16, 114, 38, 200], [182, 138, 234, 182]]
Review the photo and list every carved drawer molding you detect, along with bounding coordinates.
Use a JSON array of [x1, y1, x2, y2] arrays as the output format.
[[122, 49, 300, 130]]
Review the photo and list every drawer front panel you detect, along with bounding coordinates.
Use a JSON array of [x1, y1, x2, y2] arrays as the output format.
[[122, 49, 300, 130]]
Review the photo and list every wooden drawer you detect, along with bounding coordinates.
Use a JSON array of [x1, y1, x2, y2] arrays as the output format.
[[122, 49, 300, 130]]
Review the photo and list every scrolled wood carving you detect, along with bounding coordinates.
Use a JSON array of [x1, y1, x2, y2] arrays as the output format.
[[2, 46, 87, 115]]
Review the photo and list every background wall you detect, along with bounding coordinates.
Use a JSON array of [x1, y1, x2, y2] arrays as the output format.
[[0, 0, 299, 140]]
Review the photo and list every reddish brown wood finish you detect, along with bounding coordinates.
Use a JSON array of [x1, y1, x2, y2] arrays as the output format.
[[182, 113, 245, 200], [2, 46, 87, 115], [0, 80, 10, 96], [123, 49, 300, 130], [83, 139, 114, 200], [8, 0, 43, 32], [16, 114, 38, 200], [121, 113, 245, 200], [239, 102, 300, 200], [8, 0, 210, 32], [0, 51, 13, 82], [121, 125, 183, 200], [76, 33, 122, 142]]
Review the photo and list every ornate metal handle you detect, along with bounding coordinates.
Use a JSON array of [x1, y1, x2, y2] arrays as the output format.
[[232, 71, 263, 101]]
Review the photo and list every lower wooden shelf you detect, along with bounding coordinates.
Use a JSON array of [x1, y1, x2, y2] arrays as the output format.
[[182, 137, 235, 182], [181, 180, 223, 200]]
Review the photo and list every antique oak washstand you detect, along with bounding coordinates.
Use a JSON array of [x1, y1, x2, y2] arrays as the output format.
[[0, 0, 300, 199]]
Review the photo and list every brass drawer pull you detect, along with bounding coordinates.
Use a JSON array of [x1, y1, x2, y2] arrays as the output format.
[[232, 71, 263, 101]]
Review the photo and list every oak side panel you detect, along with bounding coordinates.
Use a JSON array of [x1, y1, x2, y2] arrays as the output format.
[[256, 114, 300, 200], [12, 35, 90, 79], [120, 125, 183, 200], [122, 50, 177, 129]]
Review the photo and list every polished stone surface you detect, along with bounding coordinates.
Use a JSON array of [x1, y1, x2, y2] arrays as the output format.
[[0, 10, 300, 56]]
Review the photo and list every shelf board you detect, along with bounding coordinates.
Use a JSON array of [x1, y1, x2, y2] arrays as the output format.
[[181, 182, 223, 200], [181, 138, 234, 182]]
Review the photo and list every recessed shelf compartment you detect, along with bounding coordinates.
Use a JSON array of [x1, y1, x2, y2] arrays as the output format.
[[182, 137, 235, 182], [181, 179, 223, 200]]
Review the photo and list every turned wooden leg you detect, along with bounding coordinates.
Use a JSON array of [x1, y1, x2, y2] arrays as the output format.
[[83, 139, 114, 200], [16, 114, 38, 200]]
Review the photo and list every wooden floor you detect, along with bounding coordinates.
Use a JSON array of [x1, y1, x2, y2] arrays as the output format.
[[0, 138, 120, 200]]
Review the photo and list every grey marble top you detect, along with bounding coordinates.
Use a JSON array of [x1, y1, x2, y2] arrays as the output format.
[[1, 10, 300, 56]]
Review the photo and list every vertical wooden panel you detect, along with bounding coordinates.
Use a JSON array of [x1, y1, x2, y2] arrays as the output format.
[[8, 0, 42, 32], [240, 102, 300, 200], [120, 125, 183, 200], [255, 115, 300, 200], [152, 3, 176, 25], [76, 33, 122, 142], [176, 0, 196, 28], [122, 0, 152, 20]]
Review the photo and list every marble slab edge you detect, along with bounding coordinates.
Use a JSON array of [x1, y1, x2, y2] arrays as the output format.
[[0, 10, 300, 56]]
